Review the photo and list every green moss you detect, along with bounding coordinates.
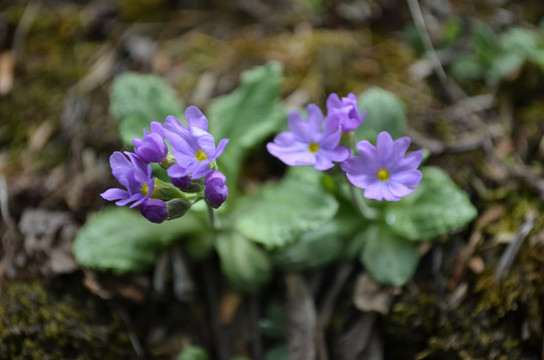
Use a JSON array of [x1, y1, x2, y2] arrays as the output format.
[[0, 281, 132, 359], [0, 5, 100, 171], [385, 224, 544, 359]]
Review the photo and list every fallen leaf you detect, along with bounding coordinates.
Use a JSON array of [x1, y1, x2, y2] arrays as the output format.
[[353, 273, 397, 315]]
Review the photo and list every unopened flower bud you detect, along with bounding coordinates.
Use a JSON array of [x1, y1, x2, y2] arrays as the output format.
[[140, 198, 168, 223], [204, 171, 228, 209], [166, 198, 191, 219], [170, 174, 203, 193]]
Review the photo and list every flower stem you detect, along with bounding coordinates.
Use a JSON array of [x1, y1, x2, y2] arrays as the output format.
[[349, 183, 380, 220], [206, 203, 221, 231]]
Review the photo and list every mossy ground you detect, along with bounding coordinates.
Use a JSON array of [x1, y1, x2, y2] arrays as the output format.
[[0, 279, 132, 359]]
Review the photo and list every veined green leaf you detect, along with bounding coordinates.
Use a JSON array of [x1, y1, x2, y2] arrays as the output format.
[[73, 207, 204, 274], [109, 72, 184, 146], [355, 87, 407, 142], [360, 223, 419, 287], [385, 166, 477, 242], [215, 232, 272, 293], [271, 219, 344, 271], [234, 168, 338, 248], [207, 62, 286, 189]]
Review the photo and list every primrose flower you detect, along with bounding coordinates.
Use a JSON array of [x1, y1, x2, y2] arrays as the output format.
[[204, 170, 228, 208], [267, 104, 350, 170], [101, 151, 155, 207], [341, 131, 423, 201], [164, 106, 229, 180], [326, 93, 366, 133], [132, 122, 168, 163]]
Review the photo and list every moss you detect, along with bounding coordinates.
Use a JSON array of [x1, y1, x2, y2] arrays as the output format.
[[0, 280, 132, 359], [384, 232, 544, 359], [0, 5, 101, 171], [118, 0, 174, 22]]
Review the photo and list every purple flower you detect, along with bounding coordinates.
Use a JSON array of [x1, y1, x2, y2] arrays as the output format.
[[132, 122, 168, 163], [326, 93, 366, 133], [101, 151, 154, 207], [341, 131, 423, 201], [140, 198, 168, 223], [266, 104, 350, 170], [204, 170, 228, 208], [163, 106, 229, 180]]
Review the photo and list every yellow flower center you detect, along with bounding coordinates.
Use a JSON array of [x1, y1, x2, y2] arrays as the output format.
[[195, 149, 208, 162], [376, 168, 390, 182], [308, 142, 320, 153], [160, 152, 176, 169], [141, 183, 149, 196]]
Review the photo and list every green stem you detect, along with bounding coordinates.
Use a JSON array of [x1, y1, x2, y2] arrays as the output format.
[[206, 203, 221, 231], [349, 183, 380, 220]]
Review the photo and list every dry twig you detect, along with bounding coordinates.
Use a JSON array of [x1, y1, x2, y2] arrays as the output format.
[[495, 211, 536, 280], [405, 0, 447, 84]]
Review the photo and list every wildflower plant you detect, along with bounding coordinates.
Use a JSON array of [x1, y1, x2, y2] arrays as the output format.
[[74, 63, 477, 288], [100, 106, 229, 224]]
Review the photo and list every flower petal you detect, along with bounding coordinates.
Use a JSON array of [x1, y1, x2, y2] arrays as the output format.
[[185, 106, 209, 131], [390, 169, 422, 187], [340, 156, 363, 173], [388, 180, 415, 199], [314, 155, 334, 170], [272, 132, 295, 146], [306, 104, 324, 135], [168, 163, 190, 179], [319, 128, 342, 149], [214, 138, 230, 158], [364, 182, 397, 201], [375, 131, 394, 163], [191, 163, 214, 179], [101, 188, 129, 202], [117, 193, 143, 207], [267, 142, 315, 166], [287, 110, 311, 142]]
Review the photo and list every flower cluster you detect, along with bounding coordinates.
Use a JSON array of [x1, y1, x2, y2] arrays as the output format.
[[102, 106, 229, 223], [267, 93, 422, 201]]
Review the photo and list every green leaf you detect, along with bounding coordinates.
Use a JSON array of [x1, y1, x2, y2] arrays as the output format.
[[117, 116, 153, 147], [491, 52, 525, 82], [449, 53, 486, 82], [473, 21, 500, 66], [109, 72, 184, 146], [215, 232, 272, 293], [177, 346, 208, 360], [264, 344, 289, 360], [73, 207, 204, 274], [385, 166, 477, 242], [441, 18, 463, 47], [499, 27, 539, 58], [271, 219, 345, 271], [234, 168, 339, 248], [355, 87, 407, 142], [208, 61, 285, 149], [207, 62, 286, 189], [360, 223, 419, 287], [490, 27, 542, 83]]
